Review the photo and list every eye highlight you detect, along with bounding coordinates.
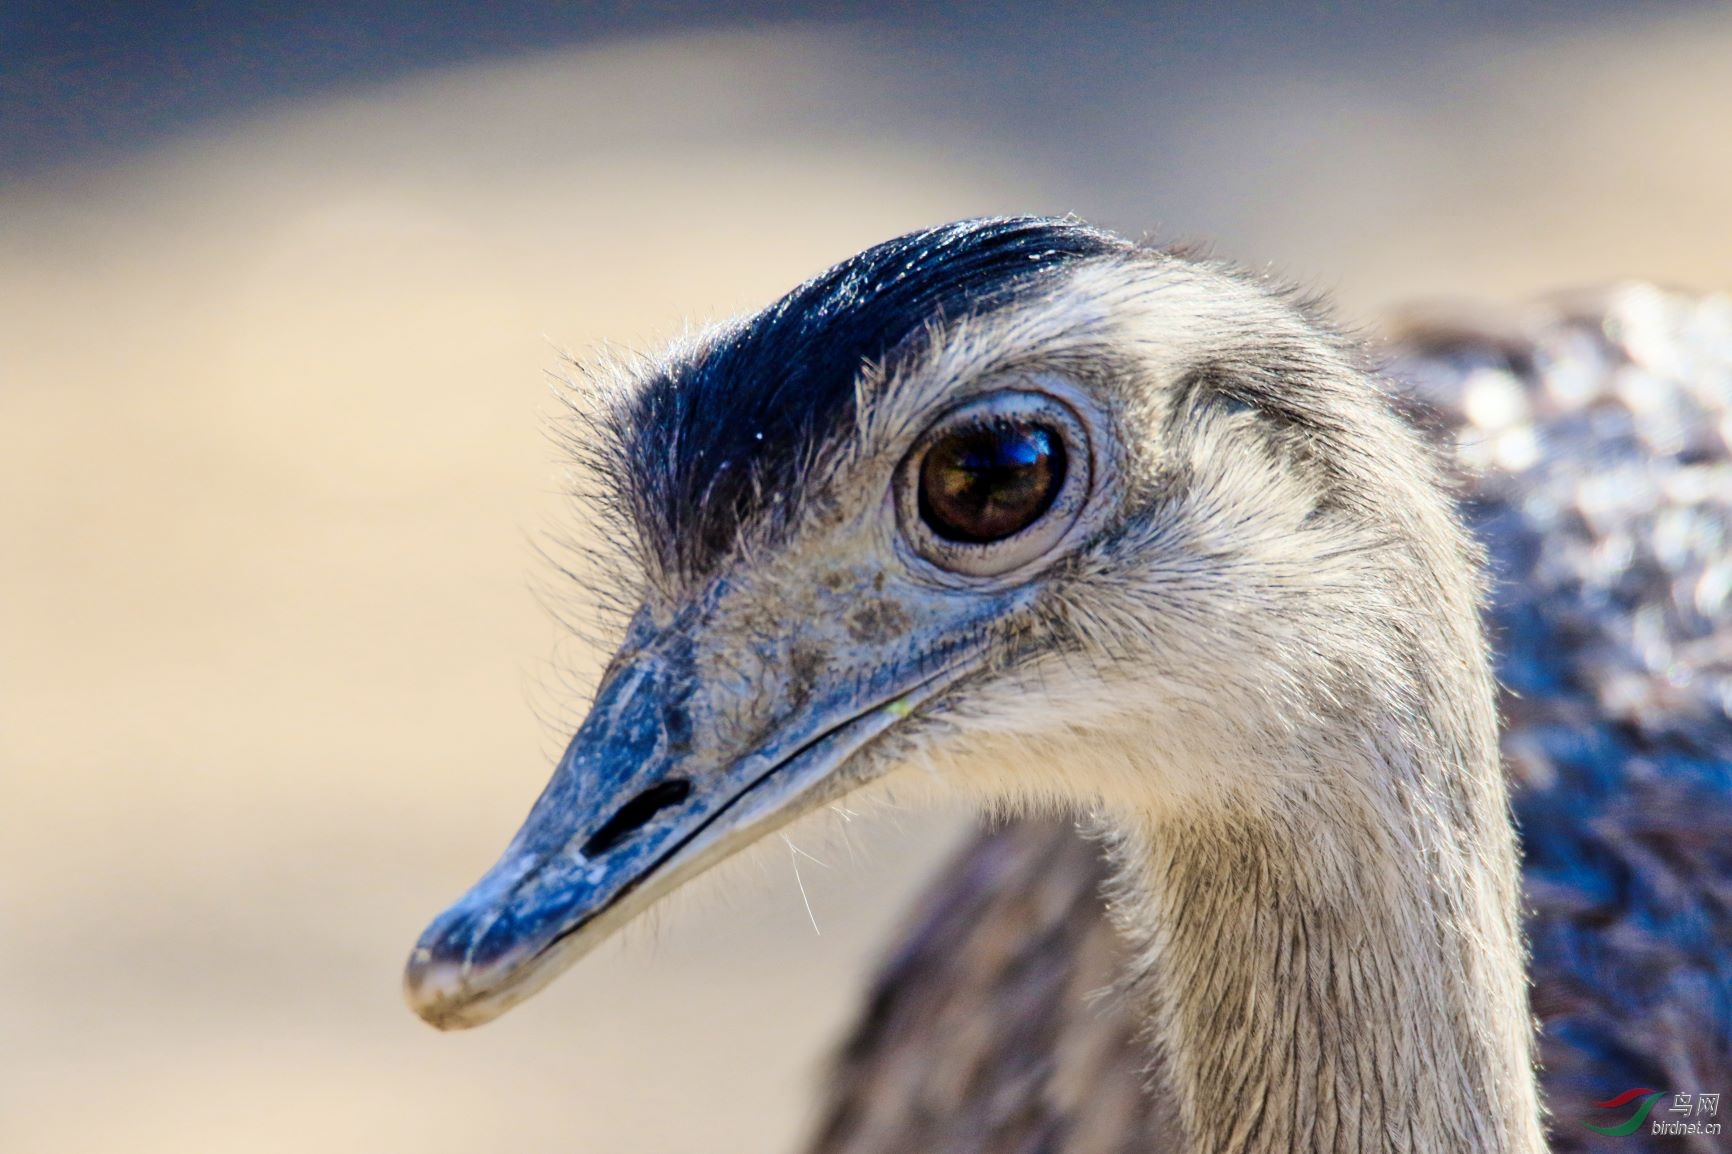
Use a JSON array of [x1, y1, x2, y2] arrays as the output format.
[[897, 389, 1093, 578]]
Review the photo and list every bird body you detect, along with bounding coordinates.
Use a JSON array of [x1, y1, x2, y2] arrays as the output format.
[[402, 221, 1730, 1153]]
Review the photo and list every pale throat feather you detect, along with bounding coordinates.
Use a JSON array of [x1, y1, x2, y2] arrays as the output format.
[[911, 665, 1541, 1153], [1080, 708, 1543, 1154]]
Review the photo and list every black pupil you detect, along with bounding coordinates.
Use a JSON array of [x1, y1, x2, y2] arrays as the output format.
[[918, 421, 1066, 544]]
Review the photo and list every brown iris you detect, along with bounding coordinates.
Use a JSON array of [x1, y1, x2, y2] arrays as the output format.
[[917, 420, 1067, 543]]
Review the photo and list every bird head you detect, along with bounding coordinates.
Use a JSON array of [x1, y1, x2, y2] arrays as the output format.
[[404, 217, 1482, 1030]]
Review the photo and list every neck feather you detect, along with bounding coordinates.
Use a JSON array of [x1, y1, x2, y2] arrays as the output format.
[[1101, 730, 1544, 1154]]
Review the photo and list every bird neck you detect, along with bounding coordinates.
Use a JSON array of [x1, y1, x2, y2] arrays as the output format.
[[1102, 733, 1544, 1154]]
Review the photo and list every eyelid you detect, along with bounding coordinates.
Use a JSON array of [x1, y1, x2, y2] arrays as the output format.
[[893, 386, 1096, 582]]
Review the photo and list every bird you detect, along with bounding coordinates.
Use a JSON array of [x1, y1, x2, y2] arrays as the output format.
[[400, 217, 1732, 1153]]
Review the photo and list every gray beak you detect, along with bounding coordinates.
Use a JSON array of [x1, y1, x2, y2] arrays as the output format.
[[403, 594, 976, 1030]]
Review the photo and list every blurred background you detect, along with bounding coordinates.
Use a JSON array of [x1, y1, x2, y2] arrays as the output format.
[[4, 3, 1731, 1151]]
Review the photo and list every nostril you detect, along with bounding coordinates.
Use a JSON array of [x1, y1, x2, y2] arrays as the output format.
[[581, 779, 693, 858]]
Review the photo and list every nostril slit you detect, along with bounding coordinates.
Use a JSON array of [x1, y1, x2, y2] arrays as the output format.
[[581, 779, 693, 858]]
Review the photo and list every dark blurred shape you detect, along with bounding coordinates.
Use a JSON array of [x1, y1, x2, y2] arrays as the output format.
[[1, 0, 1692, 181]]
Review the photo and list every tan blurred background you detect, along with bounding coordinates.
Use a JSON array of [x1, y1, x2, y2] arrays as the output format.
[[4, 5, 1732, 1151]]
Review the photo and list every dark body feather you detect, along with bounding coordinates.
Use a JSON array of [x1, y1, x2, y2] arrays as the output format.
[[809, 287, 1732, 1154]]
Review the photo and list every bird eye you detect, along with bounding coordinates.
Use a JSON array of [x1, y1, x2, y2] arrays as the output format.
[[919, 422, 1066, 543], [898, 389, 1093, 578]]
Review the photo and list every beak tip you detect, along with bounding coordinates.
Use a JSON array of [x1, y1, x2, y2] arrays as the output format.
[[402, 944, 484, 1031]]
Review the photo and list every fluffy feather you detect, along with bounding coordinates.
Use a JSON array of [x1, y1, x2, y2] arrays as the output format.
[[808, 284, 1732, 1154]]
